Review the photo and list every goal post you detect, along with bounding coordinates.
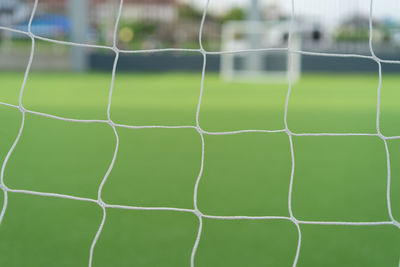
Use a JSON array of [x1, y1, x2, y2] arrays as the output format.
[[68, 0, 89, 71]]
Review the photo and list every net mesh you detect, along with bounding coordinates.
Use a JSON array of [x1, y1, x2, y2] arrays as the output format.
[[0, 0, 399, 266]]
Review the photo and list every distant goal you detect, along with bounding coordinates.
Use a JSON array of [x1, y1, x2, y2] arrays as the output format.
[[220, 20, 301, 83]]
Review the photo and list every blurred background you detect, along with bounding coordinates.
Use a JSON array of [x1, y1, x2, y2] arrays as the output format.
[[0, 0, 399, 267], [1, 0, 400, 72]]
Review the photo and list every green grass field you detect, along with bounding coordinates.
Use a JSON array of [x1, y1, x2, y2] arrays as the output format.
[[0, 72, 399, 266]]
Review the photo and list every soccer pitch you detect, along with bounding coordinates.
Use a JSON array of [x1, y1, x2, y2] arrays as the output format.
[[0, 72, 399, 266]]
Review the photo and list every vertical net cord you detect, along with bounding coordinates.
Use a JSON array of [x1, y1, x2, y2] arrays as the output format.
[[88, 0, 124, 266], [284, 0, 302, 265], [0, 0, 38, 225], [0, 0, 398, 266], [190, 1, 210, 266], [368, 0, 399, 229]]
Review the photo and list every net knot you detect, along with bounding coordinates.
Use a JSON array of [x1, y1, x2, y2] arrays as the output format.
[[107, 119, 115, 127], [195, 126, 203, 134], [377, 131, 386, 140], [194, 209, 203, 217], [285, 128, 293, 136], [18, 105, 26, 113], [97, 199, 106, 208], [112, 46, 120, 54]]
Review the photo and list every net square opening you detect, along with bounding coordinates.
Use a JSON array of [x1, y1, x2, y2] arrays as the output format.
[[287, 55, 378, 133], [292, 135, 388, 221], [199, 54, 289, 132], [110, 52, 203, 126], [22, 41, 113, 120], [31, 0, 120, 46], [371, 0, 400, 61], [294, 0, 372, 56], [379, 63, 400, 137], [93, 209, 198, 266], [196, 218, 298, 267], [204, 0, 292, 52], [0, 106, 22, 162], [4, 113, 116, 199], [386, 140, 400, 222], [116, 0, 206, 51], [197, 132, 291, 216], [0, 30, 31, 105], [102, 127, 201, 209], [0, 193, 102, 267], [298, 224, 400, 266]]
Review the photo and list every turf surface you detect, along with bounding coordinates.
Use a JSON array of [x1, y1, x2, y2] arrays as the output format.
[[0, 72, 399, 266]]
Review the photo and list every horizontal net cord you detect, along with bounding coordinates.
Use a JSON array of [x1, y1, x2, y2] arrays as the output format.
[[0, 0, 399, 266], [1, 102, 400, 139], [1, 186, 397, 227]]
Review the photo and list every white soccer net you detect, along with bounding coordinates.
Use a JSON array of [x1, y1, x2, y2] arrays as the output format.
[[0, 0, 399, 266]]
